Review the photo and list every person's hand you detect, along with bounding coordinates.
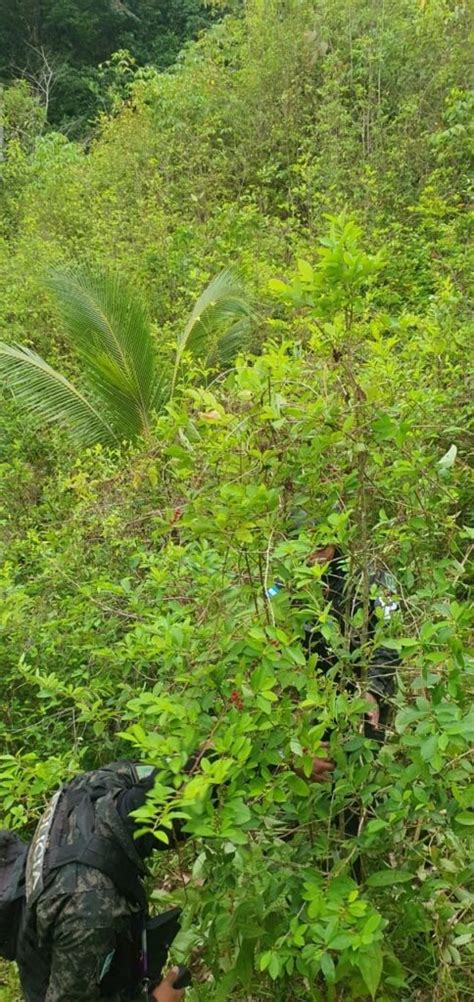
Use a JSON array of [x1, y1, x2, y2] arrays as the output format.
[[295, 743, 335, 783], [365, 692, 380, 729], [307, 544, 336, 566], [310, 748, 335, 783], [152, 968, 186, 1002]]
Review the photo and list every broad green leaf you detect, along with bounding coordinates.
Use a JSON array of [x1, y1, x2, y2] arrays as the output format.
[[297, 259, 314, 284], [326, 933, 353, 950], [320, 952, 336, 982], [357, 944, 383, 999], [455, 812, 474, 826], [268, 953, 281, 980], [362, 912, 382, 936], [420, 733, 439, 761], [365, 819, 388, 834], [373, 414, 398, 440], [287, 773, 310, 797], [268, 278, 289, 296], [367, 869, 413, 887]]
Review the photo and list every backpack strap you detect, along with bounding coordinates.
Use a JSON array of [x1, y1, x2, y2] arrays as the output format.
[[49, 834, 147, 909], [27, 764, 148, 911]]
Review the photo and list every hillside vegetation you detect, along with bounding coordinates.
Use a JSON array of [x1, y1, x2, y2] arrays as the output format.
[[0, 0, 217, 130], [0, 1, 472, 1000]]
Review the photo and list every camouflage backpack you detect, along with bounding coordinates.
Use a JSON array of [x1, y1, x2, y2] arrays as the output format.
[[0, 829, 29, 960], [26, 761, 150, 911]]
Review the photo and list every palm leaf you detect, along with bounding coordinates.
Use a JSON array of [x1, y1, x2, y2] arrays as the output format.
[[151, 362, 173, 412], [172, 269, 253, 392], [206, 315, 254, 369], [48, 269, 158, 439], [0, 343, 117, 446]]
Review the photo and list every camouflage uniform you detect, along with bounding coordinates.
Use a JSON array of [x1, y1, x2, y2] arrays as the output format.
[[17, 783, 147, 1001], [17, 865, 142, 1001]]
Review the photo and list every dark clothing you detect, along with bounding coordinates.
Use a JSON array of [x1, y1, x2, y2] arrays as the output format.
[[18, 865, 140, 1002], [17, 766, 164, 1001], [301, 553, 398, 708], [302, 554, 399, 872], [116, 770, 158, 861]]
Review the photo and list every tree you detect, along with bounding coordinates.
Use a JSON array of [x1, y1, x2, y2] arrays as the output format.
[[0, 269, 253, 446], [0, 1, 219, 129]]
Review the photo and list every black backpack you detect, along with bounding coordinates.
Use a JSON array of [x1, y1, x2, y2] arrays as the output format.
[[24, 762, 182, 996], [26, 761, 149, 911], [0, 829, 29, 960]]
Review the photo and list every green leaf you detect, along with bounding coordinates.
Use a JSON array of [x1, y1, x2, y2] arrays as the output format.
[[250, 664, 276, 692], [357, 944, 383, 999], [365, 819, 388, 834], [0, 342, 117, 446], [326, 933, 353, 950], [268, 953, 281, 980], [235, 939, 255, 988], [297, 259, 314, 284], [49, 268, 160, 438], [320, 952, 336, 982], [268, 278, 290, 296], [373, 414, 398, 440], [453, 933, 472, 946], [420, 733, 439, 762], [224, 798, 252, 825], [455, 812, 474, 826], [287, 773, 310, 797], [290, 737, 303, 756], [362, 912, 382, 936], [367, 869, 413, 887], [173, 269, 254, 387]]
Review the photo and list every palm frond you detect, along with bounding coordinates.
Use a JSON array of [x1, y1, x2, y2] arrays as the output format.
[[205, 315, 254, 369], [172, 269, 253, 392], [48, 269, 158, 439], [0, 343, 117, 446], [151, 362, 173, 413]]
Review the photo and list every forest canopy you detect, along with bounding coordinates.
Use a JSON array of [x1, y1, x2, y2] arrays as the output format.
[[0, 1, 472, 1000], [0, 0, 220, 128]]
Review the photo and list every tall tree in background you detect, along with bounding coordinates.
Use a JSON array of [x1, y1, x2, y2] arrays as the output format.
[[0, 0, 219, 128]]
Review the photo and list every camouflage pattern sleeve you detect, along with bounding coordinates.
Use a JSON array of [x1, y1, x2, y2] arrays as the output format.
[[44, 919, 117, 1001], [34, 868, 140, 1002]]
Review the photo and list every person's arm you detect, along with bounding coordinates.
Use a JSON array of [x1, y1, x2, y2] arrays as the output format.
[[367, 644, 399, 699], [366, 587, 400, 710], [38, 896, 122, 1001], [152, 967, 185, 1001], [364, 643, 399, 729]]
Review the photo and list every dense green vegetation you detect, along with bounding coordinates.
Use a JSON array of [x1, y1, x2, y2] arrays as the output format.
[[0, 1, 472, 999], [0, 0, 219, 130]]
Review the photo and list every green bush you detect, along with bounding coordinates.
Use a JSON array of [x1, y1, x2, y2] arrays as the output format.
[[0, 2, 472, 999]]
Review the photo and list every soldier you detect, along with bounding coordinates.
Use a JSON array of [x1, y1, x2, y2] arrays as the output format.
[[301, 540, 399, 735], [265, 515, 400, 818], [268, 510, 399, 739], [15, 761, 191, 1001]]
